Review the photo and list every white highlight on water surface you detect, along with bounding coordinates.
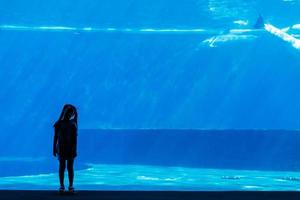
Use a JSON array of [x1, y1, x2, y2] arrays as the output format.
[[229, 29, 262, 34], [264, 23, 300, 49], [0, 24, 210, 34], [292, 24, 300, 30], [38, 26, 77, 31], [233, 20, 249, 26], [1, 23, 300, 50], [0, 24, 261, 48], [202, 34, 257, 47], [202, 28, 260, 47]]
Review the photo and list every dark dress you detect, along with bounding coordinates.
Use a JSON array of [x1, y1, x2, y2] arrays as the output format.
[[53, 120, 77, 160]]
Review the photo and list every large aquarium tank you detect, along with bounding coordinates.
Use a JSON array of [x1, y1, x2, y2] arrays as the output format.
[[0, 0, 300, 191]]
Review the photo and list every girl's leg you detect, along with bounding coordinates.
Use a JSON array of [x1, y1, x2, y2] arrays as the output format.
[[59, 159, 66, 187], [67, 159, 74, 187]]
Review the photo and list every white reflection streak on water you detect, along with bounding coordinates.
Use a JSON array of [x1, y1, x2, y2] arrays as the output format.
[[1, 23, 300, 49], [0, 25, 209, 34]]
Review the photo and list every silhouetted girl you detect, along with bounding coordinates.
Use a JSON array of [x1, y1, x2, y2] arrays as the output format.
[[53, 104, 78, 193]]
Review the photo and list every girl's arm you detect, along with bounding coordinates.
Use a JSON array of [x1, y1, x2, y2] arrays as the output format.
[[53, 126, 58, 156], [72, 123, 78, 157], [74, 130, 77, 157]]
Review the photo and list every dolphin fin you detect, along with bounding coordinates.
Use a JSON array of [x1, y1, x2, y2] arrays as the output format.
[[253, 15, 265, 29]]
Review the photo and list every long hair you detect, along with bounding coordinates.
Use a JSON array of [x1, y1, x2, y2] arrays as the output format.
[[54, 104, 78, 128]]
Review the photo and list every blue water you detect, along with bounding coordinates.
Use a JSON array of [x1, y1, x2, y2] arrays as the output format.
[[1, 0, 300, 190]]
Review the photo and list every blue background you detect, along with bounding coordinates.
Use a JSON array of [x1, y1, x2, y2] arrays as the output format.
[[0, 0, 300, 173]]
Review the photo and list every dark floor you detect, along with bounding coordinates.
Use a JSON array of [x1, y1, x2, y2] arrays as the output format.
[[1, 191, 300, 200]]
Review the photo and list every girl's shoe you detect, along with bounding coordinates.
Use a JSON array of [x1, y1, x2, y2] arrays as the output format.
[[59, 186, 65, 193], [68, 186, 75, 193]]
